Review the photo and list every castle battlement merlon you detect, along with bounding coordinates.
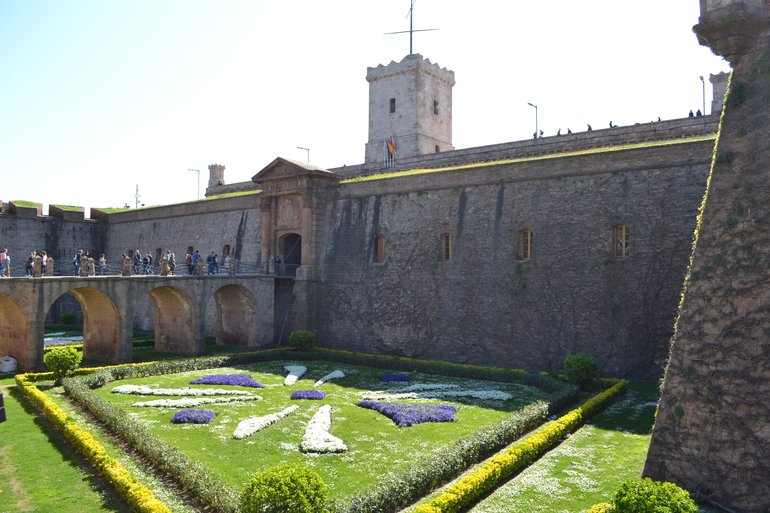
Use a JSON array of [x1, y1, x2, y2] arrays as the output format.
[[366, 54, 455, 86]]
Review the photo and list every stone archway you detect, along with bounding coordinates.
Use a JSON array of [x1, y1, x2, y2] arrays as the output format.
[[148, 286, 199, 355], [213, 284, 258, 347], [68, 288, 120, 363], [0, 294, 29, 368], [279, 233, 302, 276]]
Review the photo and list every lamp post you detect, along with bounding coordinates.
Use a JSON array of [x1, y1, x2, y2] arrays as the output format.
[[527, 102, 538, 139], [297, 146, 310, 163], [699, 75, 706, 132], [188, 168, 200, 200]]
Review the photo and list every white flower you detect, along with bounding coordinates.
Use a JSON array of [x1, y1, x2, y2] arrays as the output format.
[[233, 405, 299, 439], [112, 384, 252, 396], [300, 404, 347, 453], [314, 370, 345, 387], [132, 396, 262, 408], [360, 386, 512, 401], [284, 365, 308, 386]]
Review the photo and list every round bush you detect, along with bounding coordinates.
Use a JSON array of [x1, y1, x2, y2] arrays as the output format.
[[563, 352, 599, 387], [239, 463, 330, 513], [60, 312, 76, 325], [43, 346, 83, 386], [289, 330, 316, 351], [611, 478, 699, 513], [586, 503, 612, 513]]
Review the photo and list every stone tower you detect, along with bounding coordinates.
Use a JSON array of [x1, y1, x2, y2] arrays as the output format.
[[364, 54, 455, 164], [644, 2, 770, 512], [208, 164, 225, 188]]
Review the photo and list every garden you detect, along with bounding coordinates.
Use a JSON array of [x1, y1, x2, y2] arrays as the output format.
[[0, 334, 719, 513]]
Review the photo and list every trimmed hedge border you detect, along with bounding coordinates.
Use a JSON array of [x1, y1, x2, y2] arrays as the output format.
[[14, 373, 172, 513], [412, 379, 629, 513], [20, 348, 580, 513]]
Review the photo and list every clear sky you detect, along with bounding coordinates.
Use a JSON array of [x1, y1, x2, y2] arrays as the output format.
[[0, 0, 730, 213]]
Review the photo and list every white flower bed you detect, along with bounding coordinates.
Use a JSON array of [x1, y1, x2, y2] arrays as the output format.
[[132, 396, 262, 408], [284, 365, 307, 386], [300, 404, 347, 453], [233, 405, 299, 439], [314, 370, 345, 387], [391, 383, 460, 392], [112, 384, 252, 396], [361, 388, 512, 401]]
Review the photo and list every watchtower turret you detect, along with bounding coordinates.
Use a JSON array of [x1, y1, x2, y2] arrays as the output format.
[[364, 54, 455, 164], [694, 0, 769, 61], [208, 164, 225, 188]]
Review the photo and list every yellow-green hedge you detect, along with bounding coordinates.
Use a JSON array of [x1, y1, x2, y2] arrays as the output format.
[[413, 380, 629, 513], [15, 373, 172, 513]]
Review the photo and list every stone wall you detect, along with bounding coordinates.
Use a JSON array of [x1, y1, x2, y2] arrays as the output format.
[[313, 140, 713, 378]]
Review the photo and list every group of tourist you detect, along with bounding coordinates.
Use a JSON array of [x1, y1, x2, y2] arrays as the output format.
[[72, 249, 107, 276]]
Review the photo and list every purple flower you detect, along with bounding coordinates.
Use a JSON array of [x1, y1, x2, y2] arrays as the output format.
[[381, 374, 410, 382], [357, 400, 458, 427], [170, 409, 216, 424], [189, 374, 264, 388], [291, 389, 326, 400]]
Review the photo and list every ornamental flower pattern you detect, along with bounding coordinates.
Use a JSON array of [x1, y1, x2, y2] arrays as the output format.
[[170, 409, 216, 424], [112, 385, 252, 396], [357, 400, 458, 427], [132, 396, 262, 408], [381, 374, 410, 382], [314, 370, 345, 387], [360, 382, 512, 401], [290, 389, 326, 400], [284, 365, 307, 386], [189, 374, 264, 388], [300, 404, 347, 453], [232, 405, 299, 439]]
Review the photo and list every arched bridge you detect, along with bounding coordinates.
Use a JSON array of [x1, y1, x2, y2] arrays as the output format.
[[0, 275, 276, 372]]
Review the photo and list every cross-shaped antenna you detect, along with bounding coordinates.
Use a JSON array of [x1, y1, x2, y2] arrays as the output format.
[[384, 0, 438, 56]]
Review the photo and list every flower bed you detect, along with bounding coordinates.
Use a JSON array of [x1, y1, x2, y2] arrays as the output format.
[[132, 395, 262, 408], [284, 364, 307, 385], [381, 373, 410, 382], [233, 405, 299, 439], [189, 373, 264, 388], [170, 409, 216, 424], [291, 389, 326, 400], [358, 400, 458, 427], [301, 404, 347, 453], [112, 384, 252, 396], [314, 369, 345, 387]]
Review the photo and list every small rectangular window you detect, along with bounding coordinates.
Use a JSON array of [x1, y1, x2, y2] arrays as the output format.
[[613, 224, 630, 257], [435, 145, 440, 153], [518, 229, 533, 260], [389, 98, 396, 113], [374, 235, 385, 263], [433, 99, 439, 115], [441, 233, 452, 261]]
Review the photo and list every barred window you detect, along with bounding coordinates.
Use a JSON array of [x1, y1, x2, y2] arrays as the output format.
[[613, 224, 630, 257], [518, 229, 533, 260], [389, 98, 396, 113], [374, 235, 385, 263], [440, 233, 452, 261]]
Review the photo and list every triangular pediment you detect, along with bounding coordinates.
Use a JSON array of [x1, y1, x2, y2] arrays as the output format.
[[251, 157, 339, 184]]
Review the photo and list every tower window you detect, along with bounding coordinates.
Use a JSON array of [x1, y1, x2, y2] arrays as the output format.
[[389, 98, 396, 113], [518, 229, 533, 260], [374, 235, 385, 263], [613, 224, 630, 257], [440, 233, 452, 261], [433, 99, 439, 115], [435, 145, 440, 153]]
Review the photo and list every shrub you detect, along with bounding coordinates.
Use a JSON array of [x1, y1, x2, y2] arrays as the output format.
[[611, 478, 699, 513], [44, 346, 83, 385], [586, 503, 612, 513], [564, 353, 599, 388], [289, 330, 316, 351], [60, 312, 76, 325], [239, 464, 331, 513]]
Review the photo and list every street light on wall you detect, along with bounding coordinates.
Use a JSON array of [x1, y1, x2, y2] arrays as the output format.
[[699, 75, 706, 132], [527, 102, 538, 139], [188, 168, 200, 200], [297, 146, 310, 163]]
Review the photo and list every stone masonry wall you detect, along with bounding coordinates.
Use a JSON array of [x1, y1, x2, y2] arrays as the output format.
[[313, 140, 713, 378]]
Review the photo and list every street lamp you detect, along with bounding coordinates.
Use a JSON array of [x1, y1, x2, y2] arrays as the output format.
[[188, 168, 200, 200], [527, 102, 538, 139], [699, 75, 706, 132], [297, 146, 310, 163]]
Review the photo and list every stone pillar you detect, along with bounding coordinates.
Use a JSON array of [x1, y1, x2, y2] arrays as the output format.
[[260, 198, 273, 272]]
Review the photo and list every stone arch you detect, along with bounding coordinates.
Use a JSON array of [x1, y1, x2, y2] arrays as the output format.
[[68, 287, 121, 363], [213, 284, 258, 347], [147, 286, 199, 354], [0, 293, 30, 369]]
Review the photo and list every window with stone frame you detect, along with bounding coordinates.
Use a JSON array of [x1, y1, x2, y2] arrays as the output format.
[[433, 99, 439, 115], [390, 98, 396, 113], [374, 235, 385, 263], [518, 229, 533, 260], [613, 224, 630, 257], [440, 233, 452, 261]]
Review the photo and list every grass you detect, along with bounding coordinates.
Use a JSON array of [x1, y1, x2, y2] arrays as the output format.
[[84, 360, 552, 500], [0, 379, 126, 513], [50, 204, 85, 212]]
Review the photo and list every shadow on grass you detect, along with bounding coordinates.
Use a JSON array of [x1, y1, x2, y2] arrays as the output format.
[[589, 381, 659, 435], [7, 386, 131, 513]]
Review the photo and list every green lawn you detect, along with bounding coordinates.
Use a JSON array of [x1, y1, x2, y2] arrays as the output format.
[[84, 360, 552, 500]]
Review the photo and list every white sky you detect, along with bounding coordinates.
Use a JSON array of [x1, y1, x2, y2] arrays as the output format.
[[0, 1, 730, 212]]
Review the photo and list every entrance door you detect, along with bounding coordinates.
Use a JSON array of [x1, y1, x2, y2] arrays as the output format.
[[280, 233, 301, 276]]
